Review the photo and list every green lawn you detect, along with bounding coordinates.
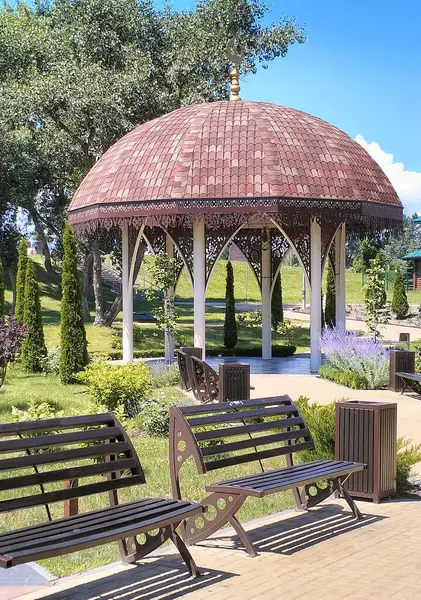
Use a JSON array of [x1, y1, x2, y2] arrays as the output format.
[[0, 366, 294, 577]]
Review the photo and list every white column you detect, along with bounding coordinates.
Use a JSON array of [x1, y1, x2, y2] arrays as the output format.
[[121, 225, 133, 363], [165, 234, 175, 364], [310, 218, 322, 372], [335, 222, 346, 328], [193, 216, 206, 358], [261, 229, 272, 360]]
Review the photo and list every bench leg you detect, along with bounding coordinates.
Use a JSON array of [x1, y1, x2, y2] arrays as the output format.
[[169, 526, 201, 578], [335, 479, 363, 520], [228, 515, 258, 558]]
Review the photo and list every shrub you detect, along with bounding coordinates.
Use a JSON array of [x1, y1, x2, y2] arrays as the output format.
[[224, 260, 237, 349], [295, 396, 336, 462], [76, 362, 152, 417], [391, 266, 409, 319], [139, 393, 172, 436], [0, 315, 28, 387], [319, 326, 389, 389], [396, 437, 421, 492], [150, 364, 179, 388], [0, 258, 4, 319], [318, 365, 368, 389], [15, 239, 28, 324], [324, 260, 336, 328], [41, 346, 61, 375], [60, 223, 89, 383], [11, 399, 63, 425], [21, 260, 47, 373], [271, 272, 283, 330]]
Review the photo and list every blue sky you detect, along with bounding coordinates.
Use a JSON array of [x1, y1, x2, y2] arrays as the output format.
[[160, 0, 421, 211]]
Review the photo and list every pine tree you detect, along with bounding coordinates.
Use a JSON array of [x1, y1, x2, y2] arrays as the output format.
[[21, 260, 46, 372], [15, 239, 28, 323], [0, 259, 4, 319], [391, 266, 409, 319], [324, 260, 336, 328], [60, 223, 88, 383], [223, 260, 237, 349], [271, 271, 283, 330]]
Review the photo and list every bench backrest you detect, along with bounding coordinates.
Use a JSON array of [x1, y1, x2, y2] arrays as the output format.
[[169, 396, 314, 477], [191, 356, 219, 403], [0, 412, 145, 517]]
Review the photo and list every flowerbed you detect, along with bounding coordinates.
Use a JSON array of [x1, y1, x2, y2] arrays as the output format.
[[319, 326, 389, 389]]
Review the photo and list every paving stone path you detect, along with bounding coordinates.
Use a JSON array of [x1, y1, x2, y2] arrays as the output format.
[[17, 498, 421, 600]]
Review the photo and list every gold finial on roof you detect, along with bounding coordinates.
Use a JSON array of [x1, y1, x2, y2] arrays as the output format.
[[227, 43, 243, 102]]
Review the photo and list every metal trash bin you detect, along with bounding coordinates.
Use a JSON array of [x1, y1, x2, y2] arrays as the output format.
[[335, 400, 397, 503], [389, 350, 415, 392], [219, 362, 250, 402]]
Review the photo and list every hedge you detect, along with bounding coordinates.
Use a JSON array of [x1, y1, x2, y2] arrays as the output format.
[[318, 364, 369, 389], [91, 344, 297, 361]]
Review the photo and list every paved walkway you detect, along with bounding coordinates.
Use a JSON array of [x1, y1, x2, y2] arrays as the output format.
[[17, 498, 421, 600], [249, 373, 421, 473]]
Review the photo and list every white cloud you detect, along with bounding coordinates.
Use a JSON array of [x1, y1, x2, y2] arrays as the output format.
[[355, 134, 421, 212]]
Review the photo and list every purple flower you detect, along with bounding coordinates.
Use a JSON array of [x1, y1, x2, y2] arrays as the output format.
[[319, 326, 389, 388]]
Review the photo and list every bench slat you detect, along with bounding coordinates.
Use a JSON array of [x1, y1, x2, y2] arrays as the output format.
[[194, 417, 305, 441], [0, 475, 145, 513], [0, 441, 131, 472], [207, 461, 364, 496], [1, 499, 187, 553], [0, 498, 165, 543], [179, 396, 293, 416], [0, 427, 122, 454], [0, 414, 113, 437], [215, 459, 331, 486], [200, 428, 311, 457], [0, 458, 137, 492], [204, 441, 314, 471], [187, 406, 299, 427], [2, 502, 202, 566]]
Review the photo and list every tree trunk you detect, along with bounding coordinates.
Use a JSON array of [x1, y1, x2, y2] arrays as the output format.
[[103, 239, 146, 327], [82, 252, 93, 322], [92, 236, 106, 326], [30, 209, 56, 278], [8, 267, 16, 310], [104, 295, 122, 326]]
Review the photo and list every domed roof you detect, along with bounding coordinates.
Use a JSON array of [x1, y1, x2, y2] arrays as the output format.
[[68, 100, 402, 227]]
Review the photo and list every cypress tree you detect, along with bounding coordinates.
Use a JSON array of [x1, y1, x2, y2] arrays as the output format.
[[21, 260, 46, 372], [271, 271, 284, 330], [60, 223, 88, 383], [324, 260, 336, 328], [15, 239, 28, 323], [223, 260, 237, 349], [0, 259, 4, 319], [321, 290, 325, 330], [391, 266, 409, 319]]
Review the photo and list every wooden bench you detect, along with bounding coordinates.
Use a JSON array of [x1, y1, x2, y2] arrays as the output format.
[[0, 412, 202, 576], [169, 396, 364, 557], [395, 371, 421, 394], [175, 348, 202, 393]]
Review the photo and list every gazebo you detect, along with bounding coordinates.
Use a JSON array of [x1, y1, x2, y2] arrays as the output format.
[[68, 77, 402, 372]]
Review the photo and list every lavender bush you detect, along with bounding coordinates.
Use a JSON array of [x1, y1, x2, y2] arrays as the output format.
[[319, 326, 389, 389], [0, 315, 28, 388]]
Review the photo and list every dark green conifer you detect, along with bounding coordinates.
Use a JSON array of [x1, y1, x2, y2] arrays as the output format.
[[324, 260, 336, 328], [21, 260, 46, 372], [60, 223, 88, 383], [391, 266, 409, 319], [223, 260, 237, 349], [15, 239, 28, 322], [271, 271, 284, 330]]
